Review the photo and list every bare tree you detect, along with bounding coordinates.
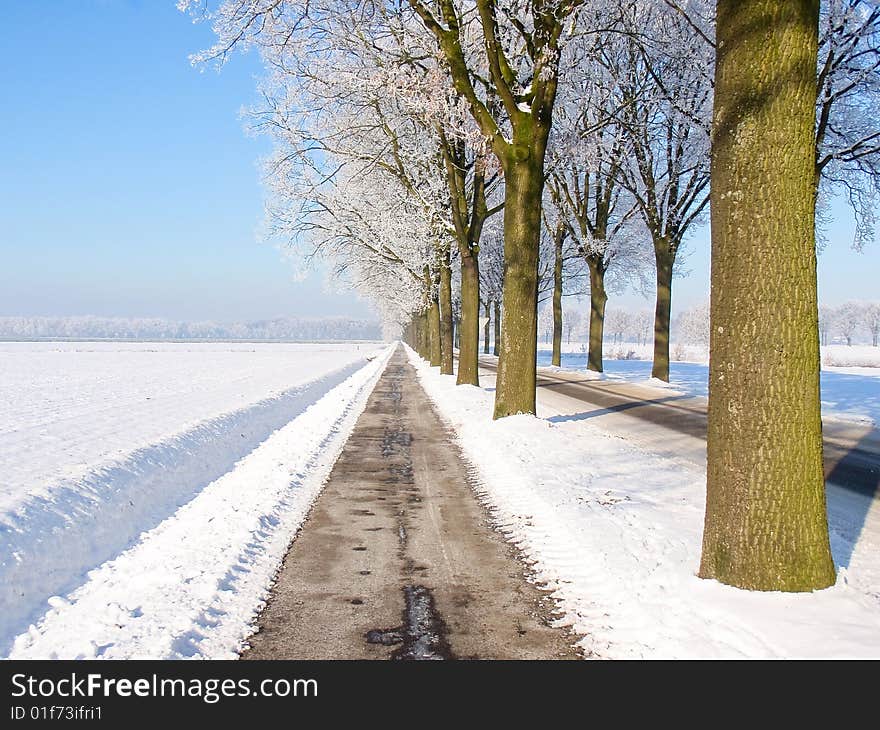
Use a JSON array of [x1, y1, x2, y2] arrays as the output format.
[[863, 301, 880, 345], [606, 3, 712, 382], [835, 301, 865, 345]]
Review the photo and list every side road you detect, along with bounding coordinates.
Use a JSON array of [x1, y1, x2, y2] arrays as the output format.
[[242, 345, 579, 659], [476, 356, 880, 499]]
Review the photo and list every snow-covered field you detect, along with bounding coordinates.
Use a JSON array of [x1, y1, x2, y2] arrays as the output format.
[[411, 346, 880, 658], [0, 341, 390, 658], [537, 344, 880, 425]]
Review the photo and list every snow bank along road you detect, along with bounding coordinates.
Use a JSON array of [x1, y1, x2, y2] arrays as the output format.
[[424, 351, 880, 657], [478, 356, 880, 500], [1, 342, 390, 658], [242, 346, 578, 659]]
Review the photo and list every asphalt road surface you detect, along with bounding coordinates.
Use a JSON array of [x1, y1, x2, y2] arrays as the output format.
[[478, 356, 880, 500], [242, 346, 580, 660]]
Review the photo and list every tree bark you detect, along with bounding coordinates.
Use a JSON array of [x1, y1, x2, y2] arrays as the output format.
[[494, 143, 546, 418], [587, 261, 607, 373], [439, 248, 454, 375], [493, 300, 501, 356], [428, 293, 441, 367], [551, 228, 564, 367], [457, 251, 481, 386], [484, 301, 491, 355], [700, 0, 835, 591], [418, 310, 429, 360], [652, 250, 673, 381]]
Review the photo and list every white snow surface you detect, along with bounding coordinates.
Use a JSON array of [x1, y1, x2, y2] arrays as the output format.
[[1, 341, 391, 658], [409, 346, 880, 658], [0, 341, 381, 513]]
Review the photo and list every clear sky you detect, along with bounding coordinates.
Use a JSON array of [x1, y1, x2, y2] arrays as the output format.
[[0, 0, 374, 323], [1, 2, 876, 323]]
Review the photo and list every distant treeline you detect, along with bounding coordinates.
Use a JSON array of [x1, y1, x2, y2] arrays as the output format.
[[0, 315, 382, 341]]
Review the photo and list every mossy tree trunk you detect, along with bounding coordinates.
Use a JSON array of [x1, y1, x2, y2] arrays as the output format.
[[493, 130, 549, 418], [700, 0, 835, 592], [439, 245, 454, 375], [483, 301, 491, 354], [587, 260, 608, 373], [427, 262, 441, 368], [438, 131, 485, 388], [493, 300, 501, 356], [418, 310, 429, 360], [458, 251, 481, 385], [652, 247, 674, 381], [428, 298, 441, 366], [551, 225, 564, 367]]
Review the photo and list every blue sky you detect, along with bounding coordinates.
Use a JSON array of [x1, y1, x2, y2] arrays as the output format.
[[0, 1, 876, 323], [612, 202, 880, 313], [0, 0, 373, 322]]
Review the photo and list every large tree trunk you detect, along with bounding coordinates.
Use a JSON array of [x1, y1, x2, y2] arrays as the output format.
[[428, 294, 441, 367], [457, 251, 481, 386], [484, 302, 491, 354], [652, 249, 674, 381], [587, 260, 607, 373], [700, 0, 834, 591], [494, 152, 545, 418], [439, 249, 454, 375], [551, 229, 564, 367], [493, 300, 501, 356]]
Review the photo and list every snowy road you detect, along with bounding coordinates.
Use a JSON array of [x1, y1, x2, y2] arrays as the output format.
[[243, 347, 577, 659], [478, 356, 880, 499]]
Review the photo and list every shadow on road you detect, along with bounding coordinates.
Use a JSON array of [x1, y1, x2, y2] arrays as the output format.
[[546, 394, 693, 423], [826, 428, 880, 569]]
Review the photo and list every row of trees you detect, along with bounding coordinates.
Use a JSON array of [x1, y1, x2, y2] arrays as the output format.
[[0, 315, 381, 341], [543, 298, 880, 349], [820, 301, 880, 345], [184, 0, 878, 592], [538, 304, 696, 346]]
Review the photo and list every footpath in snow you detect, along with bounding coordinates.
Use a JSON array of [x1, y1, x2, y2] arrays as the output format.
[[1, 342, 391, 658], [411, 346, 880, 658]]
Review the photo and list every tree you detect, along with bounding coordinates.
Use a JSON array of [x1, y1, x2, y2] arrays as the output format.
[[815, 1, 880, 250], [604, 307, 632, 345], [701, 0, 836, 591], [632, 308, 653, 346], [564, 307, 585, 344], [406, 0, 594, 418], [479, 225, 505, 356], [863, 301, 880, 346], [607, 3, 712, 382], [675, 301, 710, 346], [835, 301, 865, 345], [538, 305, 555, 345], [547, 45, 645, 372], [818, 303, 835, 346], [541, 186, 583, 365]]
